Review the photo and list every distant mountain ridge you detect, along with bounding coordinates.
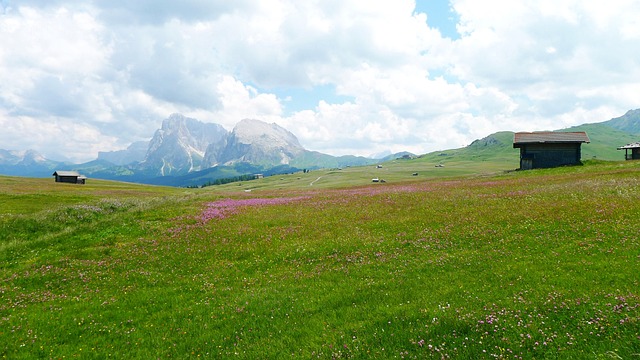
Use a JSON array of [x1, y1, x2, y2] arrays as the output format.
[[0, 149, 62, 177], [0, 113, 399, 185], [98, 141, 148, 166], [0, 149, 46, 165], [2, 109, 639, 186], [600, 109, 640, 134]]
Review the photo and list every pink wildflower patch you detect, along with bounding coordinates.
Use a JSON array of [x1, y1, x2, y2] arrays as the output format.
[[168, 196, 310, 237], [199, 196, 310, 223]]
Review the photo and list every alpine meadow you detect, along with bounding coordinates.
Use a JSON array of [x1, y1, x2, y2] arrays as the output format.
[[1, 157, 639, 359], [4, 0, 640, 358]]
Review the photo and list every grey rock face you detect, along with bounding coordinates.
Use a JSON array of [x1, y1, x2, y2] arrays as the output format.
[[211, 119, 305, 166], [141, 113, 228, 175]]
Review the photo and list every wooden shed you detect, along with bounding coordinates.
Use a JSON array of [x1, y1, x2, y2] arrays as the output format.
[[52, 170, 87, 184], [513, 131, 590, 170], [617, 142, 640, 160]]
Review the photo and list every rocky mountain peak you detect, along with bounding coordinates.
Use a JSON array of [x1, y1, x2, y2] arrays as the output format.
[[0, 149, 48, 165], [232, 119, 303, 149], [162, 113, 188, 128], [20, 149, 48, 165], [161, 113, 198, 133], [141, 114, 229, 176], [201, 119, 305, 167]]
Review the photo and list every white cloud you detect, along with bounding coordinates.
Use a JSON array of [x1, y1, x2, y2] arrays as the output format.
[[0, 113, 118, 162], [0, 0, 639, 163], [450, 0, 640, 89], [210, 76, 283, 127], [0, 7, 108, 74], [0, 7, 108, 104]]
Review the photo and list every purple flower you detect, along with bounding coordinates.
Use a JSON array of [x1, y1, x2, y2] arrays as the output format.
[[200, 196, 310, 222]]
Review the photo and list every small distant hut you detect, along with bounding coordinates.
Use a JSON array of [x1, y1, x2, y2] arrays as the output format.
[[52, 170, 87, 184], [513, 131, 590, 170], [617, 142, 640, 160]]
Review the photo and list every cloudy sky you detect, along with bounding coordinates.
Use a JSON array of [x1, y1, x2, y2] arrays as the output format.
[[1, 0, 639, 162]]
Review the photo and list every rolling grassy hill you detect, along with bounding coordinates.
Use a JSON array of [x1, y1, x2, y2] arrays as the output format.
[[203, 116, 640, 191], [208, 131, 520, 191], [2, 159, 640, 358], [566, 123, 639, 161]]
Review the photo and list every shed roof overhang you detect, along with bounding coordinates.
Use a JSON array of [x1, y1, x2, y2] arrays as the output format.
[[52, 170, 81, 177], [513, 131, 590, 148], [617, 142, 640, 150]]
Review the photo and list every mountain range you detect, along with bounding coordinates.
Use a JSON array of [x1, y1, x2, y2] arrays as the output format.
[[2, 109, 639, 187], [0, 113, 408, 186]]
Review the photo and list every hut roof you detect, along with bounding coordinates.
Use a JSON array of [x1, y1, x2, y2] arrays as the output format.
[[513, 131, 590, 147], [617, 142, 640, 150], [52, 170, 81, 177]]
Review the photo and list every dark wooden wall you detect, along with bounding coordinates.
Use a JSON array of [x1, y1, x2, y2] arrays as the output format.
[[519, 143, 582, 169], [55, 176, 78, 183]]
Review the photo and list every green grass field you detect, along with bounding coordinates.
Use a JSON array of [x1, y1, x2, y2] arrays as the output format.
[[1, 160, 639, 359], [215, 145, 520, 191]]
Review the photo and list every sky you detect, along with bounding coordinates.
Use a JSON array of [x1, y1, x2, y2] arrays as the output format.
[[1, 0, 639, 162]]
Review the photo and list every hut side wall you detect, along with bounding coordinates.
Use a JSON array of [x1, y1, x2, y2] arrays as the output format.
[[519, 143, 582, 169], [56, 176, 79, 184], [621, 148, 640, 160]]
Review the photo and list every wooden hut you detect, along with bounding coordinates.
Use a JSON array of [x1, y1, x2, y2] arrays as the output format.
[[617, 142, 640, 160], [52, 170, 87, 184], [513, 132, 590, 170]]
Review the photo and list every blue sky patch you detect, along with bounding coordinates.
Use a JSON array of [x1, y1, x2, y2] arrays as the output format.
[[414, 0, 460, 40]]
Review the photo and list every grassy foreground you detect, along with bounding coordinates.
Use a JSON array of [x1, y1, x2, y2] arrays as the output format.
[[1, 161, 640, 359]]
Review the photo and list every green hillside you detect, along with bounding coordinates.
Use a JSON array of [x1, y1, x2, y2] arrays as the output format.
[[411, 111, 640, 167], [420, 118, 640, 167], [209, 123, 640, 191], [453, 125, 637, 163], [291, 150, 379, 169], [2, 161, 640, 358], [0, 175, 185, 215], [600, 108, 640, 134], [212, 144, 520, 192], [566, 123, 638, 161], [419, 131, 518, 164]]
